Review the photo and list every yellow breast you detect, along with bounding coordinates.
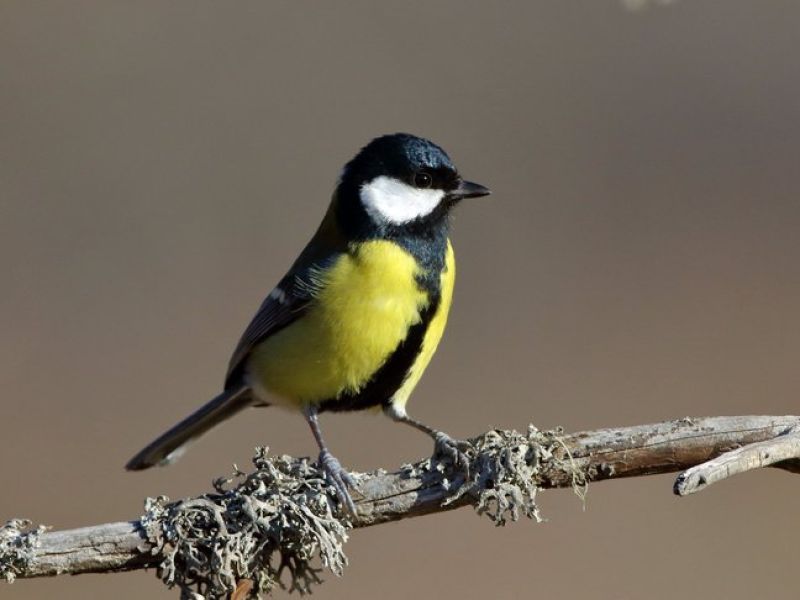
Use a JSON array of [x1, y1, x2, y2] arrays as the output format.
[[247, 240, 432, 406]]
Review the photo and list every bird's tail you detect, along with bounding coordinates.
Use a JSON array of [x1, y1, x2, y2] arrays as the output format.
[[125, 386, 253, 471]]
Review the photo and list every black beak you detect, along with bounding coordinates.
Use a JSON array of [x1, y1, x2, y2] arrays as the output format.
[[451, 180, 491, 200]]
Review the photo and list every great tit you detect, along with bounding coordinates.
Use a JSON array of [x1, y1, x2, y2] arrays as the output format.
[[126, 133, 491, 512]]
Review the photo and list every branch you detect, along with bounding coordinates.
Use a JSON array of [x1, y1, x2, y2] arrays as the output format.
[[3, 415, 799, 597], [674, 425, 800, 495]]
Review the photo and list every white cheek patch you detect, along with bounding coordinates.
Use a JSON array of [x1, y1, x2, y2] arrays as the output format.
[[360, 176, 445, 224]]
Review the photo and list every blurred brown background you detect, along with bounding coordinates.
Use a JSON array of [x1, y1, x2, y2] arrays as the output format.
[[2, 1, 800, 598]]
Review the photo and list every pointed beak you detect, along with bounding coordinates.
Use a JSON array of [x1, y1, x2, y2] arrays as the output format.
[[451, 180, 491, 200]]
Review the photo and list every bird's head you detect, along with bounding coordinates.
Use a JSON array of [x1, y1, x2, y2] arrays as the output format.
[[335, 133, 490, 237]]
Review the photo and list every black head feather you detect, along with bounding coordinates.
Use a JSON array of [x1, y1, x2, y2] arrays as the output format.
[[335, 133, 465, 238]]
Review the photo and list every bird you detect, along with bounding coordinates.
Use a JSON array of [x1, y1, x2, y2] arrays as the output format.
[[126, 133, 491, 513]]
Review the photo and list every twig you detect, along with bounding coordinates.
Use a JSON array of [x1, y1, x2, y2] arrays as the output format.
[[674, 426, 800, 495], [2, 415, 799, 596]]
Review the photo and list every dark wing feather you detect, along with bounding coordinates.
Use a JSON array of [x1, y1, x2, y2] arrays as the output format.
[[224, 249, 344, 389], [224, 199, 348, 389], [225, 270, 314, 388]]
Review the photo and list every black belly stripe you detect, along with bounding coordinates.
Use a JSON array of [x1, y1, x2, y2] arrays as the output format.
[[317, 294, 441, 413]]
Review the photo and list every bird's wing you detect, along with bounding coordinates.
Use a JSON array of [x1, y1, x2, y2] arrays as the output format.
[[225, 198, 348, 388], [224, 253, 338, 389]]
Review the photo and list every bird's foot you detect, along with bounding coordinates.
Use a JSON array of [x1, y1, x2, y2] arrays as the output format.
[[432, 431, 473, 478], [318, 449, 358, 516]]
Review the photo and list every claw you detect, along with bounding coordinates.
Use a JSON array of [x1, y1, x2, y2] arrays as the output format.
[[433, 432, 473, 478], [318, 449, 358, 515]]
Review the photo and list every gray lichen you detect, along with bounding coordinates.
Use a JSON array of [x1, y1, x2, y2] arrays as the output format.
[[137, 426, 586, 598], [140, 448, 351, 599], [0, 519, 47, 583], [465, 426, 552, 525], [0, 425, 586, 597], [408, 425, 587, 526]]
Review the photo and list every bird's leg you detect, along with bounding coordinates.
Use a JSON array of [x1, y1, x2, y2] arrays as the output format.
[[304, 407, 358, 515], [384, 404, 472, 476]]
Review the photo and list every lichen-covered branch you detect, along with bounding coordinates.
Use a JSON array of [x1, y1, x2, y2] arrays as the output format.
[[3, 415, 800, 598]]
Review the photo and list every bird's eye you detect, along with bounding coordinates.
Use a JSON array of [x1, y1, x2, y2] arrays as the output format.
[[414, 172, 433, 189]]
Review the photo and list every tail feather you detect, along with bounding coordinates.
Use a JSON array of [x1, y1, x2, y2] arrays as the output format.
[[126, 387, 254, 471]]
